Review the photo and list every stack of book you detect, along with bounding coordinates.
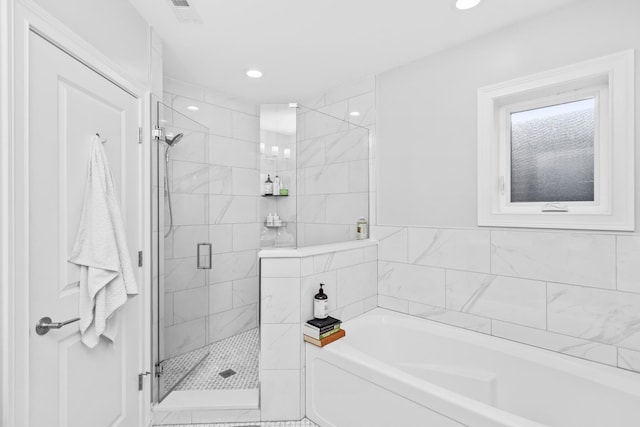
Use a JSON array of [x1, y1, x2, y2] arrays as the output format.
[[303, 316, 345, 347]]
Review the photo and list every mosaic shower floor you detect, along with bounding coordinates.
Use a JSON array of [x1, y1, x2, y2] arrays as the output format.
[[162, 419, 319, 427], [162, 328, 259, 392]]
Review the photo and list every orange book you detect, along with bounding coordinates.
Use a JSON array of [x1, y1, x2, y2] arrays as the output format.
[[304, 329, 346, 347]]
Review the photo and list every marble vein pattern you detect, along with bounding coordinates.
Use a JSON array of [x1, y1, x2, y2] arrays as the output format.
[[208, 304, 258, 343], [378, 295, 410, 313], [491, 230, 615, 289], [261, 323, 300, 370], [165, 317, 207, 359], [347, 91, 376, 127], [208, 165, 232, 194], [547, 283, 640, 351], [209, 195, 258, 224], [325, 128, 368, 164], [297, 137, 325, 168], [616, 235, 640, 294], [491, 320, 617, 365], [371, 225, 408, 263], [446, 270, 546, 329], [408, 302, 492, 334], [313, 248, 365, 273], [408, 228, 490, 273], [302, 163, 349, 195], [336, 261, 377, 307], [303, 102, 349, 139], [261, 278, 301, 324], [378, 261, 445, 307], [617, 348, 640, 372], [209, 250, 258, 284]]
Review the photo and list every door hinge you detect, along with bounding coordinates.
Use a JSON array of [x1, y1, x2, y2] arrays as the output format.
[[155, 361, 164, 378], [138, 127, 143, 144], [138, 251, 143, 267], [152, 127, 164, 139], [138, 371, 151, 391]]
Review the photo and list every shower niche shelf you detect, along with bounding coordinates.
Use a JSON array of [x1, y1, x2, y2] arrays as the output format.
[[261, 194, 288, 197], [264, 222, 288, 228]]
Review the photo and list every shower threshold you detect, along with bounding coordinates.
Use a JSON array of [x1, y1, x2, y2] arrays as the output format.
[[155, 388, 259, 411]]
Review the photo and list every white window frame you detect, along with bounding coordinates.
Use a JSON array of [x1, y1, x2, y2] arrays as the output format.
[[477, 50, 635, 231]]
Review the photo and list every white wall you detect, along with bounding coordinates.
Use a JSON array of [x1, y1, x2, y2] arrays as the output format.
[[374, 0, 640, 372], [32, 0, 150, 87], [378, 0, 640, 228]]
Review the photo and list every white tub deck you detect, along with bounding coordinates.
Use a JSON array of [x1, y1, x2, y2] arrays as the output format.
[[306, 308, 640, 427]]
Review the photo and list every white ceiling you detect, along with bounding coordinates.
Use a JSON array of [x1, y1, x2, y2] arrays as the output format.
[[127, 0, 580, 104]]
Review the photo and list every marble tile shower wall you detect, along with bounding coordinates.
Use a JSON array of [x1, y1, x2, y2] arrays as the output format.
[[259, 243, 378, 421], [162, 77, 260, 359], [296, 75, 376, 247], [372, 225, 640, 372]]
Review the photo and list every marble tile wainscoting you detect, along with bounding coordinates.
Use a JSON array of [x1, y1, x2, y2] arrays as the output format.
[[162, 77, 261, 360], [259, 241, 378, 421], [372, 225, 640, 373]]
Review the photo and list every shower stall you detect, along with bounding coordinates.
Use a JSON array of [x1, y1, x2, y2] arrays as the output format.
[[151, 97, 260, 405], [151, 97, 370, 409]]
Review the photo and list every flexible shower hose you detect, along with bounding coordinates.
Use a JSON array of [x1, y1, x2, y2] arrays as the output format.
[[164, 146, 174, 238]]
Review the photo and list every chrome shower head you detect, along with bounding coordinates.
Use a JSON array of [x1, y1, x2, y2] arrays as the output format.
[[163, 133, 184, 163], [164, 133, 184, 147]]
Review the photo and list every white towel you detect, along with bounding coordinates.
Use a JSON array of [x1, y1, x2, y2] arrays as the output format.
[[68, 135, 138, 348]]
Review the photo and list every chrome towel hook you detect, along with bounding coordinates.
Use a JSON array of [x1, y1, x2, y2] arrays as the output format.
[[95, 133, 107, 144]]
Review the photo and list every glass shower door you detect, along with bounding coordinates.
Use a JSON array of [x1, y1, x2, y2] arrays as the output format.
[[152, 99, 211, 401]]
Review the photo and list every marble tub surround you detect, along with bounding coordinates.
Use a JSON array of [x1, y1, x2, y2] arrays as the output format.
[[259, 240, 378, 421], [162, 77, 261, 361], [373, 225, 640, 372]]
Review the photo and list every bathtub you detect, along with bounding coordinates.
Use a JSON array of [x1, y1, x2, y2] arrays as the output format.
[[305, 308, 640, 427]]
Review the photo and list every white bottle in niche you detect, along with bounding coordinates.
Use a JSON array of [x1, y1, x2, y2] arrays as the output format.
[[273, 175, 281, 195], [266, 213, 274, 226], [356, 217, 368, 240], [314, 284, 328, 319]]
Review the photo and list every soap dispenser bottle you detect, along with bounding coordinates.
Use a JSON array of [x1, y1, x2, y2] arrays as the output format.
[[314, 284, 328, 319]]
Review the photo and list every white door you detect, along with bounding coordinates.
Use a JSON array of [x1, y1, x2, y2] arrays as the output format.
[[26, 30, 143, 427]]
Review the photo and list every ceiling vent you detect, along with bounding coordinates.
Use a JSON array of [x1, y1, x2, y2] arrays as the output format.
[[167, 0, 202, 23]]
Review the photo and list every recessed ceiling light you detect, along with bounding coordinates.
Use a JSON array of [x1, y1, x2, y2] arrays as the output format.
[[456, 0, 481, 10], [349, 111, 361, 117], [246, 69, 263, 78], [187, 105, 199, 111]]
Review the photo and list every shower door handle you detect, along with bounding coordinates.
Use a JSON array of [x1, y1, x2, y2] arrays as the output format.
[[197, 243, 212, 269]]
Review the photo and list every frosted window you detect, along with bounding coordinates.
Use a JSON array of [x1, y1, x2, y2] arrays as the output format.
[[510, 98, 595, 203]]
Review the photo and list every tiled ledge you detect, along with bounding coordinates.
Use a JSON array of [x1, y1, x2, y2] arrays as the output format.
[[259, 239, 377, 258]]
